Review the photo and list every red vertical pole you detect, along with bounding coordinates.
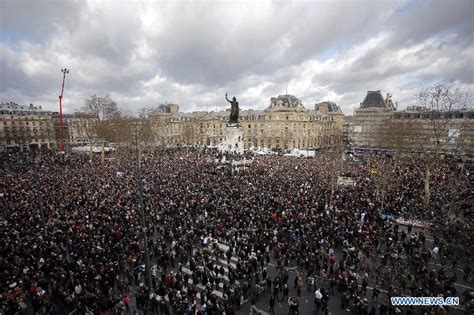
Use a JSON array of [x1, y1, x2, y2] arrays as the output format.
[[59, 94, 64, 152]]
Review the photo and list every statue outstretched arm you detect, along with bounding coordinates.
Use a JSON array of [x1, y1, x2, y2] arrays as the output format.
[[225, 93, 231, 103]]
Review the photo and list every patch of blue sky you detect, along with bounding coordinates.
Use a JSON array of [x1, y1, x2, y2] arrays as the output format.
[[432, 30, 458, 44], [399, 73, 421, 83], [0, 30, 42, 46], [404, 73, 463, 94], [312, 37, 358, 62], [392, 0, 419, 16], [313, 45, 341, 62], [313, 29, 383, 62]]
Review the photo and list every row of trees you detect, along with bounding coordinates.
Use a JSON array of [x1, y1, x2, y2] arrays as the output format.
[[78, 95, 156, 160], [78, 95, 208, 157]]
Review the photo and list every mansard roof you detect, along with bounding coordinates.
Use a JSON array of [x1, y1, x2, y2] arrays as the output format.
[[361, 91, 386, 108], [268, 94, 305, 110]]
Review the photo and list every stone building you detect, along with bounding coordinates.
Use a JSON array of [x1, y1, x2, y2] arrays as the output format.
[[57, 113, 98, 150], [149, 95, 344, 150], [0, 102, 55, 152], [350, 91, 474, 156], [388, 107, 474, 156], [0, 96, 345, 152], [350, 90, 396, 149], [0, 102, 98, 152]]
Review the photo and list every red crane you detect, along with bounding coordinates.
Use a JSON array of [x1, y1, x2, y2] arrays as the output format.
[[58, 68, 69, 152]]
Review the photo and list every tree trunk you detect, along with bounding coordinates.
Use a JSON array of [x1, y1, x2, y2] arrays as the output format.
[[101, 140, 105, 162], [89, 144, 93, 161], [381, 190, 385, 211], [424, 166, 431, 206]]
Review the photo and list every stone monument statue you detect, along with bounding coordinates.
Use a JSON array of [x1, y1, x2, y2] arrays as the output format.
[[225, 92, 239, 124], [218, 93, 244, 154]]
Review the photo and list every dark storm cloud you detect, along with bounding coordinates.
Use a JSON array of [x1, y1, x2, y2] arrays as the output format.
[[0, 0, 84, 42], [386, 0, 473, 48], [148, 1, 399, 86]]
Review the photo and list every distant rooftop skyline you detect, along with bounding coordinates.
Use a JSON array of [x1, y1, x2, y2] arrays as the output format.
[[1, 0, 473, 115]]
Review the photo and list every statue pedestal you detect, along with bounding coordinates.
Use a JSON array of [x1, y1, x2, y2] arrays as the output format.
[[218, 124, 245, 154]]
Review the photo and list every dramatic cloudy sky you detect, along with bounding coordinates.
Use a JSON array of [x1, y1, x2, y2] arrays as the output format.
[[1, 0, 473, 115]]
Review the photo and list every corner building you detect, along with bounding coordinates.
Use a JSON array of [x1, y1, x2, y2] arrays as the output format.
[[350, 91, 474, 155]]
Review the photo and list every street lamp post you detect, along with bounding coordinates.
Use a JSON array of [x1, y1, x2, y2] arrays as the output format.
[[135, 125, 153, 293], [59, 68, 69, 152]]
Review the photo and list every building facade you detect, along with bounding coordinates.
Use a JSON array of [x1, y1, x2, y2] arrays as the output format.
[[350, 91, 396, 149], [389, 107, 474, 156], [149, 95, 344, 150], [59, 113, 98, 149], [0, 102, 55, 152], [350, 91, 474, 156], [0, 102, 98, 152], [2, 96, 345, 152]]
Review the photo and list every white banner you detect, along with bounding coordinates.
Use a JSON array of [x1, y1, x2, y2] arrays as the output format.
[[337, 176, 355, 186]]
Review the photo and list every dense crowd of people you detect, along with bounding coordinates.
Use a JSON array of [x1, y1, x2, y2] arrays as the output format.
[[0, 147, 472, 315]]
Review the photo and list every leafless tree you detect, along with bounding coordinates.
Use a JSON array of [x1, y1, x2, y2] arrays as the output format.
[[134, 105, 174, 147], [414, 83, 468, 206], [82, 95, 122, 160]]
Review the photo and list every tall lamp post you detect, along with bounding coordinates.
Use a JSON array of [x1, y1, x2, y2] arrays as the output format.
[[135, 123, 153, 293], [59, 68, 69, 152]]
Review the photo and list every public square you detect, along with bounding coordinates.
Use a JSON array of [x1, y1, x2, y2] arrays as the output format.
[[1, 148, 472, 314], [2, 0, 474, 314]]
